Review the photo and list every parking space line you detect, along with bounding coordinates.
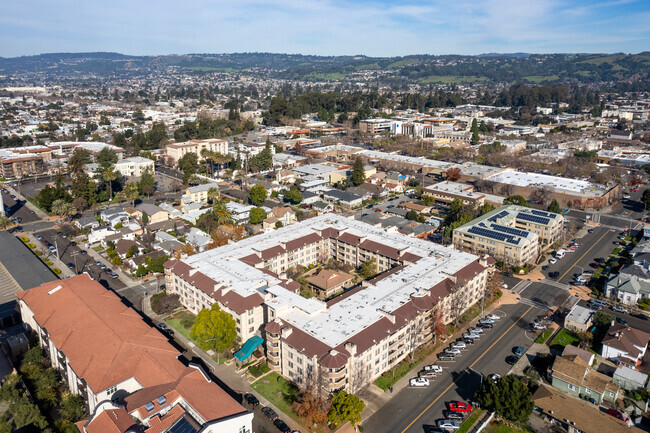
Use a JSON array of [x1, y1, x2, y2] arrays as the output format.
[[399, 305, 533, 433], [558, 230, 610, 282]]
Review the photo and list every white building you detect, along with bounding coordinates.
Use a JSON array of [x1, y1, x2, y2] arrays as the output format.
[[114, 156, 154, 177]]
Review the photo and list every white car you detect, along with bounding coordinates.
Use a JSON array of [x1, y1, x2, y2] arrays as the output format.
[[437, 420, 460, 430], [479, 318, 495, 325], [487, 314, 500, 321], [469, 327, 484, 334], [451, 341, 466, 350], [612, 305, 629, 314], [410, 377, 430, 387], [500, 282, 508, 289], [549, 258, 557, 264], [532, 322, 546, 330], [445, 348, 461, 355], [490, 374, 501, 382], [424, 364, 443, 373], [462, 333, 477, 340]]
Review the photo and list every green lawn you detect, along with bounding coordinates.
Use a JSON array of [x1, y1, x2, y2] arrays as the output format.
[[166, 311, 196, 341], [92, 245, 104, 252], [550, 328, 579, 348], [535, 328, 554, 344], [457, 408, 485, 433], [485, 420, 532, 433], [251, 373, 301, 423], [374, 344, 438, 391]]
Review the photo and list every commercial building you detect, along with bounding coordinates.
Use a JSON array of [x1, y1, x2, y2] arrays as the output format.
[[564, 305, 594, 333], [47, 141, 126, 159], [453, 206, 563, 266], [165, 138, 228, 164], [17, 275, 252, 433], [165, 214, 489, 394], [422, 181, 507, 207], [0, 150, 47, 179]]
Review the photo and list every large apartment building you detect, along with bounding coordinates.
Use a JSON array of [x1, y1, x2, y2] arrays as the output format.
[[165, 138, 229, 164], [165, 214, 489, 394], [17, 275, 252, 433], [452, 206, 564, 267]]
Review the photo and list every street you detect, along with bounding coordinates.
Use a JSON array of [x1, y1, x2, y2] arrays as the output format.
[[364, 303, 539, 433]]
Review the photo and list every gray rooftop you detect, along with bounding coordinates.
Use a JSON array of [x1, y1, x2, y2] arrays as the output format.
[[0, 233, 57, 300]]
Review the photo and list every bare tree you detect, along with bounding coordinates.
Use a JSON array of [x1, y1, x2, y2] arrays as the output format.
[[448, 279, 468, 327], [347, 358, 370, 395]]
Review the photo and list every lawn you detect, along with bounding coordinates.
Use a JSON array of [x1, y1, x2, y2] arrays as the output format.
[[550, 328, 579, 349], [92, 245, 104, 252], [166, 311, 196, 341], [457, 408, 485, 433], [374, 344, 438, 391], [535, 328, 554, 344], [251, 373, 301, 423], [485, 420, 531, 433]]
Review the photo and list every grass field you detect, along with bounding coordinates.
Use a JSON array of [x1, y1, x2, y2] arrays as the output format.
[[523, 75, 559, 83], [535, 328, 554, 344], [166, 311, 196, 341], [251, 373, 300, 422], [486, 420, 532, 433], [550, 328, 579, 349]]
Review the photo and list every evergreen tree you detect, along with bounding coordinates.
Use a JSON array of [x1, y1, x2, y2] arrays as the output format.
[[547, 199, 561, 214], [351, 157, 366, 186]]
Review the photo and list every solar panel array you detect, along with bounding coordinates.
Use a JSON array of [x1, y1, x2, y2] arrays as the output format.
[[531, 209, 557, 219], [467, 226, 521, 245], [169, 417, 198, 433], [517, 212, 550, 225], [487, 210, 509, 222], [492, 224, 531, 238]]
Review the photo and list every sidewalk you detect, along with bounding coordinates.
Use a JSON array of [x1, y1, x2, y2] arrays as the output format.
[[83, 241, 139, 288], [18, 232, 76, 279]]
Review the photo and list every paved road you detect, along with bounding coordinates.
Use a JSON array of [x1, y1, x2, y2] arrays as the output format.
[[363, 303, 539, 433], [1, 188, 41, 225]]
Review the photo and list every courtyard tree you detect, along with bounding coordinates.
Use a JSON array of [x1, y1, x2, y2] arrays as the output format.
[[51, 199, 76, 221], [328, 391, 364, 429], [446, 167, 461, 181], [178, 152, 198, 184], [190, 304, 237, 356], [351, 157, 366, 186], [249, 207, 266, 224], [138, 167, 156, 196], [547, 199, 561, 214], [284, 185, 303, 204], [124, 182, 140, 206]]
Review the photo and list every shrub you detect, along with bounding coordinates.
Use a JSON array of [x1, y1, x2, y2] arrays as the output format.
[[20, 236, 29, 242], [35, 250, 42, 256], [27, 243, 35, 249], [52, 268, 61, 274], [150, 291, 181, 315]]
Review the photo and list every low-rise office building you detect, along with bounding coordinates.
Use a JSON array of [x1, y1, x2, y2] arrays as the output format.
[[165, 214, 489, 394]]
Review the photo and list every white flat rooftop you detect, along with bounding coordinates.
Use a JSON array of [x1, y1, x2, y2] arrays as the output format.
[[485, 168, 609, 197], [357, 150, 456, 170]]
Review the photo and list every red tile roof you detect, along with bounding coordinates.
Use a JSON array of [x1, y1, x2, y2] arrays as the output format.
[[81, 408, 138, 433]]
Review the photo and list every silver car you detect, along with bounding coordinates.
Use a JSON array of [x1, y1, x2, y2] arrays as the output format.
[[451, 341, 466, 350], [437, 419, 460, 430], [445, 348, 461, 355]]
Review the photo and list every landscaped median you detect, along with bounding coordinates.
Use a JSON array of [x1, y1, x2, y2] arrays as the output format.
[[456, 408, 485, 433]]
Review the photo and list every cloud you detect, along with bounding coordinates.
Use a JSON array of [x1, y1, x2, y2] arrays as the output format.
[[0, 0, 648, 56]]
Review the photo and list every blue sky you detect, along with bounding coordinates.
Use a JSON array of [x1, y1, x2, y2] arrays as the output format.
[[1, 0, 649, 57]]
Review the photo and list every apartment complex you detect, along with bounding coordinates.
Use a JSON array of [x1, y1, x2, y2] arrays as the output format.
[[165, 138, 228, 164], [17, 275, 252, 433], [423, 181, 504, 207], [165, 214, 489, 394], [0, 151, 47, 179], [453, 206, 564, 266], [114, 156, 154, 177]]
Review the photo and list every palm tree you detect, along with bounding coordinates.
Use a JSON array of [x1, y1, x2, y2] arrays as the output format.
[[207, 187, 220, 204], [51, 199, 77, 221], [124, 182, 140, 207], [200, 149, 215, 177], [212, 201, 232, 226], [103, 169, 117, 200], [0, 215, 11, 232]]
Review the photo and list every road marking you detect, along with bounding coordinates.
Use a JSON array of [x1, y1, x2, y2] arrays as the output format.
[[513, 280, 531, 294], [558, 230, 610, 282], [519, 297, 552, 311], [399, 305, 533, 433]]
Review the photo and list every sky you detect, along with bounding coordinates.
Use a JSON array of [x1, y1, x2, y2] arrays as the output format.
[[1, 0, 649, 58]]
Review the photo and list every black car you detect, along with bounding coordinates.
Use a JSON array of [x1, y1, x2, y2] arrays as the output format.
[[541, 265, 549, 271], [67, 263, 75, 269], [632, 313, 649, 320], [588, 228, 595, 233], [444, 411, 464, 420], [262, 407, 279, 421], [463, 338, 474, 345], [549, 271, 560, 279], [80, 249, 87, 255], [616, 317, 628, 326], [273, 419, 291, 433], [505, 355, 519, 365], [481, 322, 493, 329], [423, 426, 445, 433], [244, 393, 259, 406]]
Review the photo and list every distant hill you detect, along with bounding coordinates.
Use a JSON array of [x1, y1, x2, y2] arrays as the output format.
[[0, 51, 648, 84]]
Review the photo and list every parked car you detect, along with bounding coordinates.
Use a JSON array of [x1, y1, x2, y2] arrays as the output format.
[[462, 333, 477, 340], [438, 354, 455, 361], [549, 271, 560, 279], [109, 272, 119, 279], [262, 407, 279, 421], [448, 402, 473, 413], [607, 409, 630, 423], [463, 338, 475, 345], [445, 348, 461, 355], [444, 411, 464, 420], [505, 355, 519, 365], [479, 318, 495, 325], [513, 346, 525, 357], [80, 249, 87, 255], [612, 305, 629, 314], [632, 313, 649, 320], [273, 419, 291, 433], [451, 341, 466, 350], [595, 257, 605, 263], [67, 263, 75, 269], [469, 327, 484, 334], [35, 235, 42, 240], [490, 374, 501, 382], [541, 265, 549, 271], [436, 420, 460, 430], [532, 322, 546, 330], [244, 393, 259, 406], [549, 258, 557, 264], [424, 364, 443, 373], [588, 228, 595, 233], [616, 317, 628, 326], [410, 377, 430, 387]]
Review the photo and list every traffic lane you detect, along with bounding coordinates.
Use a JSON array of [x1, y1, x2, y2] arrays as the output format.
[[539, 226, 610, 279], [576, 300, 650, 335], [1, 190, 40, 224], [520, 282, 571, 310], [364, 303, 536, 433], [554, 228, 620, 285]]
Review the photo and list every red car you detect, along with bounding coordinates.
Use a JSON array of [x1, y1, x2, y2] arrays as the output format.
[[449, 402, 473, 413], [632, 189, 639, 193], [608, 409, 630, 423]]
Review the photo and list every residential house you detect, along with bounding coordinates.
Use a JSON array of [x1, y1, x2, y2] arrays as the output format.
[[306, 269, 355, 300], [399, 202, 430, 215], [100, 207, 129, 228], [75, 216, 99, 231], [613, 366, 648, 391], [16, 275, 252, 433], [135, 203, 170, 225], [128, 250, 168, 271], [186, 228, 212, 252], [153, 239, 184, 257], [184, 183, 216, 206], [157, 203, 183, 219], [564, 305, 594, 333], [88, 226, 115, 244], [322, 189, 363, 209], [601, 323, 650, 369], [115, 239, 140, 260], [346, 186, 373, 201], [270, 206, 296, 226], [605, 264, 650, 305], [177, 207, 212, 224], [550, 354, 620, 404], [301, 190, 320, 205], [226, 202, 270, 224], [312, 201, 334, 214]]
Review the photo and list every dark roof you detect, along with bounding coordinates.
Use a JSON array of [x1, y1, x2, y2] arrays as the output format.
[[323, 189, 362, 203], [0, 233, 57, 296]]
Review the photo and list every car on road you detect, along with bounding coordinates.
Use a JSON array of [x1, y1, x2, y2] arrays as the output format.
[[607, 409, 630, 423], [410, 377, 430, 387], [424, 364, 443, 373], [80, 249, 87, 254], [444, 411, 464, 420], [479, 318, 494, 325], [549, 258, 557, 264], [445, 348, 461, 355], [463, 338, 475, 345], [506, 355, 520, 365], [632, 313, 649, 320], [513, 346, 525, 357], [273, 419, 291, 433], [594, 257, 605, 263], [549, 271, 560, 279], [541, 265, 549, 271], [448, 402, 473, 413], [616, 317, 628, 325], [35, 235, 42, 240], [462, 333, 477, 340], [374, 209, 382, 212], [588, 228, 595, 233], [612, 305, 629, 314], [244, 393, 259, 406], [48, 245, 57, 252], [436, 420, 460, 431], [67, 263, 75, 269], [262, 407, 279, 421], [109, 272, 119, 279], [532, 322, 546, 330], [481, 322, 494, 329]]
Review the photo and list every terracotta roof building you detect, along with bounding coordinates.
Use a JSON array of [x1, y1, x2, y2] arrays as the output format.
[[17, 275, 252, 433], [306, 269, 355, 299]]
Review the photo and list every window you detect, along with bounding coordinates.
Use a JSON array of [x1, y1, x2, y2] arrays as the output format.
[[567, 384, 578, 391], [584, 388, 591, 395], [107, 386, 117, 395]]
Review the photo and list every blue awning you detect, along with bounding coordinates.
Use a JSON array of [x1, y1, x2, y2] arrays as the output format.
[[234, 335, 263, 361]]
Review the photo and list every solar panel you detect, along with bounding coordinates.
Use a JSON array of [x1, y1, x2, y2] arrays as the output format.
[[517, 213, 550, 225], [169, 417, 198, 433], [492, 224, 530, 238], [531, 209, 557, 219], [487, 210, 509, 222]]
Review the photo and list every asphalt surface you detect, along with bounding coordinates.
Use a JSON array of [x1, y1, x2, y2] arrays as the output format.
[[1, 188, 41, 226], [364, 303, 540, 433]]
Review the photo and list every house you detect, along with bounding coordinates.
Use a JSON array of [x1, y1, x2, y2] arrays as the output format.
[[185, 183, 216, 205], [75, 216, 99, 231], [186, 228, 212, 252], [306, 269, 355, 300], [135, 203, 169, 224], [100, 207, 129, 228], [17, 275, 253, 433], [562, 344, 595, 366], [300, 190, 320, 205], [128, 250, 168, 271], [550, 354, 620, 404], [115, 239, 140, 259], [322, 189, 363, 209], [613, 366, 648, 391], [102, 227, 137, 248], [605, 265, 650, 305], [226, 202, 270, 224], [157, 203, 183, 219], [153, 239, 184, 257], [564, 305, 594, 333], [88, 226, 115, 244], [270, 206, 296, 226], [532, 384, 636, 433], [601, 323, 650, 369], [346, 186, 373, 201], [312, 201, 334, 214], [147, 219, 180, 234], [399, 202, 430, 215]]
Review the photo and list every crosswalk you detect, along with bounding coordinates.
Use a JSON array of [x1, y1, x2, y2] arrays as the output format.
[[512, 280, 531, 294], [540, 279, 570, 290], [518, 297, 552, 311]]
